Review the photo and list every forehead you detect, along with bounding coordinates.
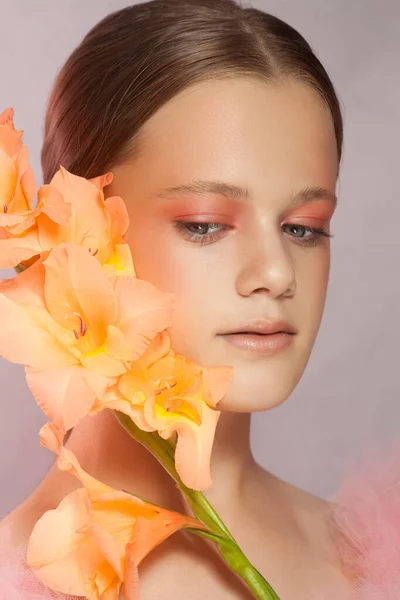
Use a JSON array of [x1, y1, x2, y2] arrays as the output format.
[[128, 77, 338, 197]]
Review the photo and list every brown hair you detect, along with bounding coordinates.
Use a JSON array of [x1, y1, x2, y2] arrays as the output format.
[[41, 0, 343, 185]]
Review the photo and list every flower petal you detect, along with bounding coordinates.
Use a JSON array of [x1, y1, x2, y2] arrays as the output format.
[[146, 395, 221, 491], [105, 325, 134, 362], [39, 421, 65, 454], [0, 109, 36, 213], [77, 522, 123, 581], [43, 243, 117, 345], [25, 365, 97, 431], [80, 350, 129, 379], [104, 195, 130, 241], [19, 151, 37, 210], [200, 365, 234, 408], [57, 449, 163, 519], [8, 145, 36, 212], [0, 254, 45, 302], [0, 107, 15, 126], [120, 548, 140, 600], [57, 447, 116, 499], [113, 276, 176, 360], [119, 332, 173, 385], [0, 148, 17, 208], [36, 183, 72, 224], [0, 227, 42, 269], [90, 384, 154, 433], [0, 208, 28, 229], [127, 508, 207, 566], [0, 294, 75, 368], [26, 488, 96, 596], [0, 260, 80, 363], [103, 243, 135, 277], [38, 167, 111, 259], [28, 446, 208, 599]]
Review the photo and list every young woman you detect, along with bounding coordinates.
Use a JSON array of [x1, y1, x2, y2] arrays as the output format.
[[1, 1, 397, 599]]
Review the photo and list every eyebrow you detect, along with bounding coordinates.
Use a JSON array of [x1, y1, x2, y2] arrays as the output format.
[[155, 180, 337, 208]]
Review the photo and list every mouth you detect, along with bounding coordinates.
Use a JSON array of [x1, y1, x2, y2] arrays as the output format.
[[218, 318, 297, 337], [218, 331, 295, 354], [225, 331, 294, 335]]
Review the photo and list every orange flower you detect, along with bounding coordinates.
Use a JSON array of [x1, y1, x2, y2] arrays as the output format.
[[26, 446, 207, 599], [0, 107, 133, 275], [93, 331, 233, 490], [0, 107, 36, 227], [37, 167, 134, 277], [0, 242, 176, 434]]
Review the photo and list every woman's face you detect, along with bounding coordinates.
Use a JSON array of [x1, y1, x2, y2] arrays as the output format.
[[106, 77, 338, 412]]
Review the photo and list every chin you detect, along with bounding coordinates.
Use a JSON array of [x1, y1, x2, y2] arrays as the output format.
[[216, 371, 301, 413], [213, 335, 314, 412], [210, 337, 308, 411], [217, 395, 288, 413]]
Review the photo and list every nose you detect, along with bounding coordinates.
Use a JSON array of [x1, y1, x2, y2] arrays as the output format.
[[235, 224, 297, 299]]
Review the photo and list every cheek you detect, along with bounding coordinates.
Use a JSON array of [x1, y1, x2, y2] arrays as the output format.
[[124, 212, 175, 288], [125, 214, 215, 307], [317, 247, 331, 285], [297, 236, 330, 281], [306, 252, 330, 301], [298, 251, 330, 333]]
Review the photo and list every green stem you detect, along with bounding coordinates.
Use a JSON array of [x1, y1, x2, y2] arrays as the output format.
[[188, 527, 280, 600], [113, 411, 280, 600]]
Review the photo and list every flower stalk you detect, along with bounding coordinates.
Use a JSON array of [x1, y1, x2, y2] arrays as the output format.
[[114, 410, 281, 600]]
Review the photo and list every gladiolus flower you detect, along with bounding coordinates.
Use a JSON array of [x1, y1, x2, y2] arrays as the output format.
[[92, 331, 234, 490], [35, 167, 134, 277], [0, 107, 133, 275], [0, 242, 176, 434], [0, 107, 36, 227], [26, 446, 208, 599]]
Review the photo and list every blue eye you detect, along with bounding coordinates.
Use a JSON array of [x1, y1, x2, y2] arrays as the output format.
[[282, 223, 333, 247], [173, 221, 333, 247], [172, 222, 230, 245]]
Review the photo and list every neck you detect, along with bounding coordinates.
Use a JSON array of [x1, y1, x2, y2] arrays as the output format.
[[63, 408, 257, 515]]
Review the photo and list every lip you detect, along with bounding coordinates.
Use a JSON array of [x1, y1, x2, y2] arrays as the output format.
[[219, 331, 295, 354], [218, 318, 297, 336]]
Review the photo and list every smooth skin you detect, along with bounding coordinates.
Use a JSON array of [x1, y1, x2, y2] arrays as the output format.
[[3, 77, 352, 599]]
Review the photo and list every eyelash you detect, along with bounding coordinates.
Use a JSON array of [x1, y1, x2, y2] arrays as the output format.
[[172, 221, 333, 248]]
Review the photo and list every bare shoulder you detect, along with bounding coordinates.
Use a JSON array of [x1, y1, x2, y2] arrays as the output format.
[[246, 463, 342, 565], [0, 503, 33, 546], [238, 464, 354, 597], [138, 468, 352, 600], [275, 472, 335, 529], [136, 529, 256, 599], [0, 486, 52, 547], [250, 462, 333, 520]]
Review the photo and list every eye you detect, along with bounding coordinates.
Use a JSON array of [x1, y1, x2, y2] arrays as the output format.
[[172, 221, 231, 245], [282, 223, 333, 247], [172, 220, 333, 248]]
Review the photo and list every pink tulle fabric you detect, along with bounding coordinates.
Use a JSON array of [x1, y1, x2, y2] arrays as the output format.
[[2, 442, 400, 600], [0, 521, 81, 600], [326, 440, 400, 599]]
